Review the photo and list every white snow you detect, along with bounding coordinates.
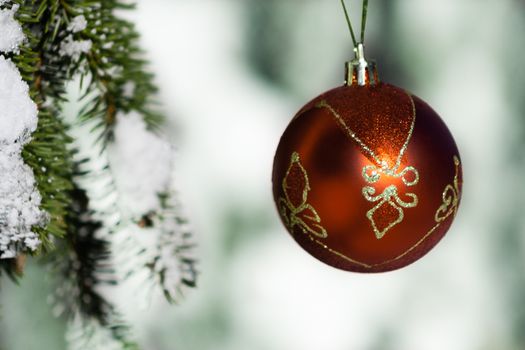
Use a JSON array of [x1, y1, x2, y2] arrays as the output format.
[[0, 56, 38, 143], [0, 5, 25, 53], [0, 144, 46, 258], [108, 111, 173, 217], [59, 34, 92, 60], [0, 56, 46, 259], [68, 15, 87, 33], [122, 81, 135, 98]]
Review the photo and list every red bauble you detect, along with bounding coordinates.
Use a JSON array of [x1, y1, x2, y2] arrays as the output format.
[[272, 66, 462, 273]]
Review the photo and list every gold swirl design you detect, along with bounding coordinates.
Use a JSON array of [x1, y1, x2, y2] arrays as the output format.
[[362, 164, 420, 239], [435, 156, 461, 223], [279, 152, 328, 239], [309, 156, 461, 270], [317, 96, 420, 239], [316, 98, 416, 176]]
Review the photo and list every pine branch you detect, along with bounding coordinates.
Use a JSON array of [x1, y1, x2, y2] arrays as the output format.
[[11, 0, 76, 255], [59, 0, 163, 142], [69, 115, 197, 305], [49, 187, 139, 350], [65, 0, 198, 302], [0, 0, 77, 277], [1, 1, 196, 347], [5, 1, 140, 347], [148, 193, 198, 303]]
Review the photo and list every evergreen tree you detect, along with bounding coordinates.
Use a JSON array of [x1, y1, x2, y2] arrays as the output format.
[[0, 1, 196, 348]]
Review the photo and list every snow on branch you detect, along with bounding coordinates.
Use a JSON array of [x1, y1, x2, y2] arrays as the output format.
[[0, 9, 46, 259], [108, 111, 173, 218], [0, 5, 25, 53]]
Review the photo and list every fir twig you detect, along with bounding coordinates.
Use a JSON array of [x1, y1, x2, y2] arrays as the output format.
[[12, 0, 76, 254], [49, 188, 138, 349], [67, 0, 197, 303], [1, 0, 196, 347], [6, 1, 141, 347]]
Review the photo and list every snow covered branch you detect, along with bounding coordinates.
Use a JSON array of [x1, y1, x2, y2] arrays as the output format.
[[0, 0, 196, 348]]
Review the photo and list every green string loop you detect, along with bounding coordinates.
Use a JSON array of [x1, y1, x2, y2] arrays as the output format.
[[360, 0, 369, 43], [340, 0, 370, 47]]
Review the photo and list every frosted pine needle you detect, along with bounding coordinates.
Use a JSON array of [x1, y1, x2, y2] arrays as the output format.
[[59, 35, 92, 60], [0, 57, 46, 258], [68, 15, 88, 33]]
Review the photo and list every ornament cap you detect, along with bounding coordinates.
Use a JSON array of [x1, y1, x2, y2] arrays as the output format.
[[345, 43, 379, 87]]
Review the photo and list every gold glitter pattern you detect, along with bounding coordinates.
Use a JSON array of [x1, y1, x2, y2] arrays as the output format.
[[362, 165, 420, 239], [435, 156, 461, 223], [308, 156, 461, 270], [279, 152, 328, 239], [316, 94, 416, 172], [317, 94, 420, 239]]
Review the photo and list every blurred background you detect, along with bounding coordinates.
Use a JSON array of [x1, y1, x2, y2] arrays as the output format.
[[2, 0, 525, 349]]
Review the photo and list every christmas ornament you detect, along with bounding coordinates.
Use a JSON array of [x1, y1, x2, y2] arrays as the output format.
[[272, 0, 462, 273]]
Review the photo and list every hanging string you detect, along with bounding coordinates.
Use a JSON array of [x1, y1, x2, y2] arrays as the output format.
[[340, 0, 357, 47], [340, 0, 370, 46], [360, 0, 369, 44]]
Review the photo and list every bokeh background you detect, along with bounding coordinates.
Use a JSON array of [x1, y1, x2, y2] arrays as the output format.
[[2, 0, 525, 349]]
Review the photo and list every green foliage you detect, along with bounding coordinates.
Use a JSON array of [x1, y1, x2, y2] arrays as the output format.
[[10, 0, 76, 253], [68, 0, 164, 142], [150, 194, 198, 303], [49, 188, 138, 349], [1, 0, 195, 347]]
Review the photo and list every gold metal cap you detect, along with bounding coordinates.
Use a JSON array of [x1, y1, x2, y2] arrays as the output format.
[[345, 43, 379, 86]]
